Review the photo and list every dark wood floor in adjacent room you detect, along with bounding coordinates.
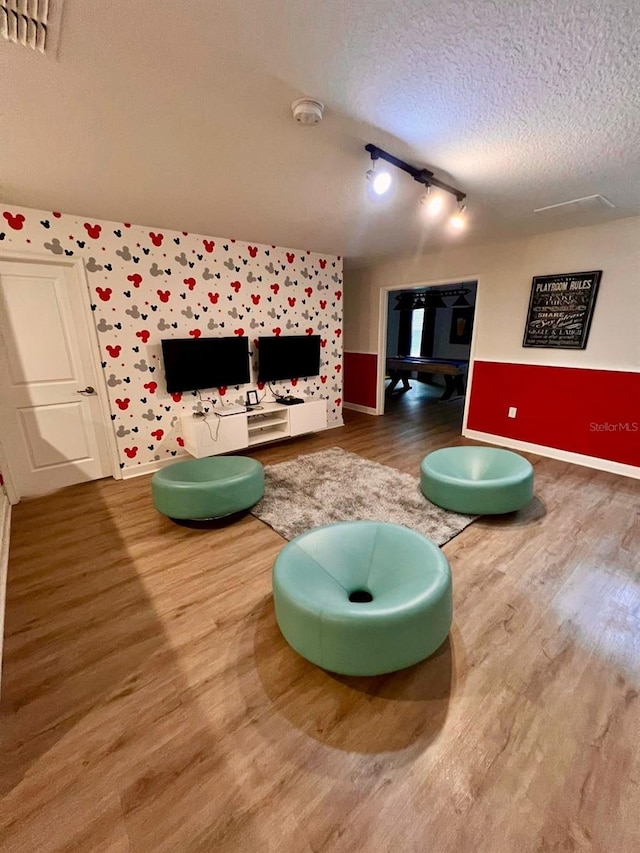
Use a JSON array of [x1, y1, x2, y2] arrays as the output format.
[[2, 392, 639, 852]]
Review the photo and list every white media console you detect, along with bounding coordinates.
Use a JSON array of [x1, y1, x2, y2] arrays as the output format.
[[180, 399, 328, 458]]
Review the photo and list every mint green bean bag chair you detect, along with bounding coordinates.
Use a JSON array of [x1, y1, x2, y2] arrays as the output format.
[[420, 446, 533, 515], [152, 455, 264, 520], [272, 521, 452, 676]]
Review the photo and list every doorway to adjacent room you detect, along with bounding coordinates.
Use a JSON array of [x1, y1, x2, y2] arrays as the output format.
[[378, 279, 478, 418]]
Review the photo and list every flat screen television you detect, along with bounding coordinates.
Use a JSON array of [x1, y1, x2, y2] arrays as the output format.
[[258, 334, 321, 382], [161, 336, 250, 393]]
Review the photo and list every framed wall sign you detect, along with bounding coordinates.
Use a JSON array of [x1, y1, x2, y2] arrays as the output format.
[[449, 306, 474, 345], [523, 270, 602, 349]]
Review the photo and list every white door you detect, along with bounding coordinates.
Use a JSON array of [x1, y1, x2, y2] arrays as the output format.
[[0, 259, 113, 498]]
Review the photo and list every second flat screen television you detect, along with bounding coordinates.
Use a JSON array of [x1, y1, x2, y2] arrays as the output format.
[[258, 335, 321, 382]]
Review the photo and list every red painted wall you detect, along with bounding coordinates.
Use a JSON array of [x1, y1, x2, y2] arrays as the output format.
[[344, 352, 378, 409], [467, 361, 640, 467]]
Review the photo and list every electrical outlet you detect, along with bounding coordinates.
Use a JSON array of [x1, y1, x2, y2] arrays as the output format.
[[508, 406, 517, 418]]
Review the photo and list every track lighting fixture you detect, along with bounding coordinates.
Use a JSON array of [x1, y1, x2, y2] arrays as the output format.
[[365, 143, 467, 227]]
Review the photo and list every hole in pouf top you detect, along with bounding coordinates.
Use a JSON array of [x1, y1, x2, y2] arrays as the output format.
[[349, 590, 373, 603]]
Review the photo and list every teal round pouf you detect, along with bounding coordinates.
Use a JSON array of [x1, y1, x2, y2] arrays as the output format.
[[272, 521, 452, 676], [420, 446, 533, 515], [151, 456, 264, 520]]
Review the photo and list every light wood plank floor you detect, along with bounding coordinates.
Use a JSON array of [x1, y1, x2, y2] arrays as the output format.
[[2, 392, 639, 852]]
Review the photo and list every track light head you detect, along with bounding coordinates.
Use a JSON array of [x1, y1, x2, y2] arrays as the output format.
[[372, 170, 392, 195], [366, 161, 392, 196], [450, 203, 467, 230], [420, 186, 444, 217]]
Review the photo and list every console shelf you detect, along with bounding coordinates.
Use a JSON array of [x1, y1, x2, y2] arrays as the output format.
[[180, 399, 328, 458]]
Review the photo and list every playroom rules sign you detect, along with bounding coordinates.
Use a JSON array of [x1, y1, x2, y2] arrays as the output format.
[[522, 270, 602, 349]]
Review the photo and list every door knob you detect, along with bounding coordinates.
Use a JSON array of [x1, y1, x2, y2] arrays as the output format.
[[77, 386, 95, 395]]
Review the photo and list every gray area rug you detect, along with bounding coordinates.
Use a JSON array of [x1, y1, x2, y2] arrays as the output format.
[[251, 446, 477, 544]]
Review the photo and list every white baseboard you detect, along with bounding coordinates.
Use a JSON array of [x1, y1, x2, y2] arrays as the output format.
[[343, 402, 378, 416], [120, 454, 190, 479], [0, 492, 11, 696], [463, 429, 640, 480]]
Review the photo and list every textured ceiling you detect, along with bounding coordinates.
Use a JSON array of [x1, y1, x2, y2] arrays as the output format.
[[1, 0, 639, 261]]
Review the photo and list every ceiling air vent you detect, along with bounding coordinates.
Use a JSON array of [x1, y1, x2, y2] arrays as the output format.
[[1, 0, 49, 53], [534, 195, 616, 216]]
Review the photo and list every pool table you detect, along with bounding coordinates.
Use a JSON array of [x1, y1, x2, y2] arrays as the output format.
[[386, 356, 469, 401]]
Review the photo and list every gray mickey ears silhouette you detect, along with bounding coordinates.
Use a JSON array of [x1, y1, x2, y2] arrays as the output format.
[[44, 238, 64, 255], [86, 256, 103, 272], [116, 245, 132, 261]]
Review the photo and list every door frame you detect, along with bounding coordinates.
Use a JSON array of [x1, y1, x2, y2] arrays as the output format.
[[0, 251, 121, 503], [376, 273, 483, 426]]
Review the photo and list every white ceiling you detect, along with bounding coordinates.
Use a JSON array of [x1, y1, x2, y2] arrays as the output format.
[[1, 0, 639, 262]]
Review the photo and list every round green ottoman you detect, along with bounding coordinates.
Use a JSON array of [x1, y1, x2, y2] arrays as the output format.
[[272, 521, 452, 676], [420, 446, 533, 515], [151, 456, 264, 520]]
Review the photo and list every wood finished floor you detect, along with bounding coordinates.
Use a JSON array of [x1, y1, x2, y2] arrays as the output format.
[[1, 389, 639, 852]]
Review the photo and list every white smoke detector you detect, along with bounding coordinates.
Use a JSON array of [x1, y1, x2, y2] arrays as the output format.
[[291, 98, 324, 126]]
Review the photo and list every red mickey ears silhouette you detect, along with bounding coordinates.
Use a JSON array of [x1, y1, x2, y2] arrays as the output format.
[[149, 232, 164, 246], [3, 211, 25, 230], [84, 222, 101, 239]]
